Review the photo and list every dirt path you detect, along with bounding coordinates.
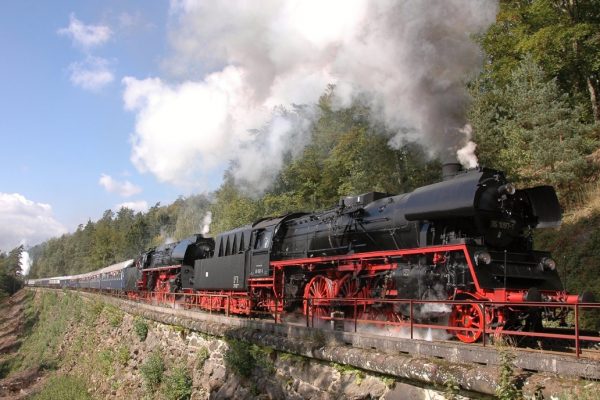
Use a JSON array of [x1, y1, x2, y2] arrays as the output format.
[[0, 290, 45, 399]]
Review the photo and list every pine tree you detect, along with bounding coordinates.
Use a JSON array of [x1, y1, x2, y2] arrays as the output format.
[[470, 56, 597, 202]]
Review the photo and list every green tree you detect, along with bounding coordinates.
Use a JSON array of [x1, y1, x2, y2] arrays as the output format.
[[470, 57, 597, 202], [480, 0, 600, 123], [3, 245, 24, 276], [173, 194, 212, 239], [210, 172, 262, 234]]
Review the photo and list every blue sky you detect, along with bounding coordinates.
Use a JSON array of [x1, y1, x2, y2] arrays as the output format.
[[0, 1, 497, 255], [0, 1, 191, 250]]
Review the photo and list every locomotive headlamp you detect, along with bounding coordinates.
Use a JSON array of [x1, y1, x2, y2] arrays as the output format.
[[497, 183, 516, 196], [540, 257, 556, 271], [475, 251, 492, 265]]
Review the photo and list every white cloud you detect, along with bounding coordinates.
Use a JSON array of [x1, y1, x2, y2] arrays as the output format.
[[0, 193, 67, 251], [68, 57, 114, 91], [114, 200, 149, 213], [58, 13, 112, 49], [99, 174, 142, 197], [124, 0, 497, 192]]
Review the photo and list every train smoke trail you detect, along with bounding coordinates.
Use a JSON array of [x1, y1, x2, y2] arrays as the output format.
[[123, 0, 497, 192], [201, 211, 212, 235], [20, 251, 32, 276]]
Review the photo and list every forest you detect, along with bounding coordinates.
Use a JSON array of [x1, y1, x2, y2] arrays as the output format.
[[3, 1, 599, 305]]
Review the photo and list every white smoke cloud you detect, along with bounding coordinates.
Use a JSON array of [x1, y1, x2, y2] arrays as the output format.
[[58, 13, 112, 49], [114, 200, 149, 213], [0, 193, 67, 251], [69, 57, 114, 91], [201, 211, 212, 235], [124, 0, 497, 191], [99, 173, 142, 197], [20, 251, 32, 276]]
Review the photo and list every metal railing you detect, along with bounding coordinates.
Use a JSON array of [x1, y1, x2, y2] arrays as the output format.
[[40, 286, 600, 359]]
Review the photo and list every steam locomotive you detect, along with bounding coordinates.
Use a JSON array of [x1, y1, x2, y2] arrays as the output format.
[[29, 165, 594, 343]]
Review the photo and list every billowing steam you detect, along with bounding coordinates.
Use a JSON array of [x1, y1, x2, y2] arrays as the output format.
[[201, 211, 212, 235], [20, 251, 32, 276], [124, 0, 496, 192], [456, 124, 478, 168]]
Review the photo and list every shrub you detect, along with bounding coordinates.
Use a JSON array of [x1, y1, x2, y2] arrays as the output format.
[[224, 339, 255, 378], [104, 305, 124, 328], [249, 344, 275, 374], [116, 345, 130, 366], [196, 346, 210, 370], [134, 316, 149, 342], [98, 349, 115, 376], [163, 366, 193, 400], [443, 376, 460, 400], [140, 352, 165, 390]]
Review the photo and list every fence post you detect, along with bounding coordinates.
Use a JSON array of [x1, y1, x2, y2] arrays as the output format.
[[306, 298, 310, 327], [226, 295, 230, 317], [410, 300, 414, 340], [482, 303, 486, 347], [274, 297, 278, 324], [354, 298, 358, 333], [575, 304, 580, 358]]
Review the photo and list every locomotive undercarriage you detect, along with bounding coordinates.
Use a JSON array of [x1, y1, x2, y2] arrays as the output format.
[[273, 244, 580, 344]]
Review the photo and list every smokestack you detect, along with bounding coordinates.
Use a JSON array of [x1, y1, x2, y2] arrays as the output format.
[[442, 162, 461, 181]]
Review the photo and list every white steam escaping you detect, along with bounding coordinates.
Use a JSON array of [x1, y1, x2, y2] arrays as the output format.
[[201, 211, 212, 235], [456, 124, 479, 168], [124, 0, 496, 192], [20, 251, 32, 276]]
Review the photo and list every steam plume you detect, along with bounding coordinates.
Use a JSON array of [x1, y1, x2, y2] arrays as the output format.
[[20, 251, 32, 276], [201, 211, 212, 235], [124, 0, 497, 191]]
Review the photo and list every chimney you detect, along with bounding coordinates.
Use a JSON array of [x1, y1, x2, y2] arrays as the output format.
[[442, 162, 461, 181]]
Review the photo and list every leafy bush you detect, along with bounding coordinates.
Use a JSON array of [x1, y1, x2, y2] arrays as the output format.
[[104, 305, 124, 327], [98, 349, 115, 376], [249, 344, 275, 374], [134, 316, 149, 342], [196, 346, 210, 370], [31, 375, 91, 400], [116, 345, 130, 366], [224, 339, 255, 378], [140, 352, 165, 390], [163, 366, 193, 400]]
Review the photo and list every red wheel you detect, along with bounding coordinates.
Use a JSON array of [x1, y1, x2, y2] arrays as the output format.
[[450, 302, 486, 343], [336, 275, 366, 297], [335, 275, 368, 314], [304, 276, 334, 318]]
